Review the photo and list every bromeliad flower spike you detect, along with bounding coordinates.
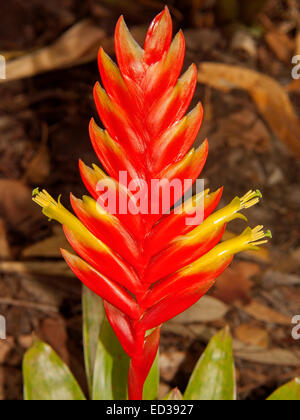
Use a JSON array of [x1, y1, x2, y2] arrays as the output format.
[[33, 8, 271, 400]]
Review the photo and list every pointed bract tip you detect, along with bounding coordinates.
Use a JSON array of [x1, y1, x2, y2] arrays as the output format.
[[203, 138, 209, 152], [116, 15, 125, 26], [240, 189, 262, 210], [163, 5, 171, 19], [69, 192, 78, 202], [60, 248, 71, 261], [115, 14, 129, 36], [93, 81, 101, 94], [89, 118, 96, 132]]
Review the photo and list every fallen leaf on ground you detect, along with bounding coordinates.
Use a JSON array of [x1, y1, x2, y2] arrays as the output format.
[[163, 323, 195, 338], [18, 335, 34, 350], [235, 323, 269, 348], [277, 247, 300, 273], [213, 261, 259, 304], [233, 340, 300, 366], [38, 317, 69, 364], [231, 29, 257, 59], [0, 219, 11, 259], [22, 226, 71, 258], [0, 179, 48, 238], [265, 30, 294, 62], [21, 275, 68, 308], [237, 300, 291, 325], [2, 20, 104, 82], [171, 296, 229, 323], [0, 297, 58, 313], [213, 109, 271, 153], [296, 30, 300, 56], [23, 124, 50, 185], [0, 337, 14, 364], [159, 351, 186, 382], [281, 286, 300, 305], [0, 261, 73, 277], [198, 62, 300, 158], [285, 79, 300, 92], [0, 367, 21, 400], [2, 20, 147, 83]]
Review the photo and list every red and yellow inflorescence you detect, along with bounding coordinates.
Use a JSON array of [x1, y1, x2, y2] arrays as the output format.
[[33, 8, 271, 400]]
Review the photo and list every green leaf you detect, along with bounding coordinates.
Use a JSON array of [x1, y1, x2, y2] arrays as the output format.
[[163, 388, 183, 400], [143, 351, 159, 400], [92, 316, 130, 400], [267, 378, 300, 401], [82, 286, 104, 396], [23, 339, 86, 401], [184, 327, 236, 400]]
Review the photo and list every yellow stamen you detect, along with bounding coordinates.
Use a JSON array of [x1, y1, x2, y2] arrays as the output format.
[[240, 190, 262, 209], [182, 225, 272, 276], [32, 189, 110, 252], [179, 190, 263, 245]]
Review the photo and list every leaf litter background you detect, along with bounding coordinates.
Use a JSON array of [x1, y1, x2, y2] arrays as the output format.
[[0, 0, 300, 400]]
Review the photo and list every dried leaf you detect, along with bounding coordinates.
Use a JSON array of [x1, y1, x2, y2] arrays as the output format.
[[0, 261, 73, 277], [296, 31, 300, 56], [22, 227, 71, 258], [171, 296, 229, 323], [0, 180, 48, 237], [23, 125, 50, 185], [234, 341, 300, 366], [263, 270, 300, 287], [265, 30, 294, 62], [213, 261, 259, 304], [213, 110, 271, 153], [198, 62, 300, 158], [231, 30, 257, 59], [0, 219, 11, 259], [38, 317, 69, 365], [0, 337, 14, 364], [286, 79, 300, 92], [2, 21, 147, 83], [235, 323, 269, 348], [159, 351, 186, 382], [238, 300, 291, 325], [3, 20, 104, 82], [281, 286, 300, 305]]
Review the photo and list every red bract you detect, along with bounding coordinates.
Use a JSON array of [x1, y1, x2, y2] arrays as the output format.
[[33, 8, 271, 400]]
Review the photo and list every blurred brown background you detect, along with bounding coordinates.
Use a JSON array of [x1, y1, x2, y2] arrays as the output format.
[[0, 0, 299, 400]]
